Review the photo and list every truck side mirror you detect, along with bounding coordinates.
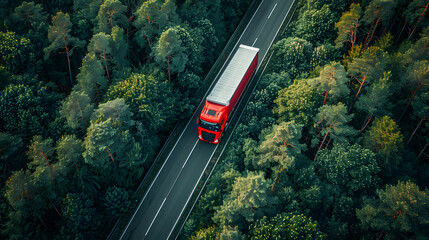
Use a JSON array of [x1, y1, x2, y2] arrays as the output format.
[[196, 118, 199, 124]]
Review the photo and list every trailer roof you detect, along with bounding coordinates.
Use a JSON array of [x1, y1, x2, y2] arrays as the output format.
[[206, 45, 259, 106]]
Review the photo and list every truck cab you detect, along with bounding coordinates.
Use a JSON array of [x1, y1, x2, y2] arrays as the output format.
[[197, 101, 227, 144]]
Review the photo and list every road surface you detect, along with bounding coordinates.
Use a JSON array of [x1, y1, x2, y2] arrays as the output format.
[[119, 0, 295, 239]]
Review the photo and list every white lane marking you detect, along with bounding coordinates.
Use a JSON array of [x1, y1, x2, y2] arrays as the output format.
[[120, 116, 191, 239], [168, 144, 219, 240], [174, 0, 298, 238], [252, 37, 258, 46], [183, 139, 199, 168], [120, 0, 267, 239], [145, 139, 199, 237], [145, 197, 166, 236], [268, 3, 277, 19]]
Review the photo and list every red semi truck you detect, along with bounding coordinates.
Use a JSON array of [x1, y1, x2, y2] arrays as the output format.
[[197, 44, 259, 144]]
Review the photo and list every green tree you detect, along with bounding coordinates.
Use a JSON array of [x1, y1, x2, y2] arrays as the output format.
[[0, 31, 32, 74], [363, 116, 404, 174], [75, 53, 106, 102], [355, 71, 393, 131], [106, 73, 178, 132], [94, 0, 127, 34], [273, 79, 321, 126], [269, 37, 313, 77], [0, 83, 58, 139], [12, 1, 47, 31], [362, 0, 397, 47], [213, 171, 278, 229], [83, 103, 143, 187], [308, 62, 349, 105], [27, 135, 54, 178], [193, 18, 219, 65], [218, 225, 245, 240], [133, 0, 179, 48], [312, 103, 357, 152], [347, 46, 388, 101], [356, 181, 429, 239], [55, 134, 84, 181], [173, 25, 204, 74], [335, 3, 361, 50], [0, 133, 25, 181], [249, 213, 327, 240], [154, 27, 188, 81], [295, 4, 336, 43], [316, 143, 380, 195], [103, 186, 132, 217], [399, 60, 429, 122], [109, 26, 129, 78], [403, 0, 429, 39], [60, 91, 94, 130], [91, 98, 134, 130], [62, 193, 98, 235], [44, 11, 84, 86], [255, 121, 306, 171], [190, 225, 217, 240]]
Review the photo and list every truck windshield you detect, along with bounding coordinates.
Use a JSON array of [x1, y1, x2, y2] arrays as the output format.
[[199, 119, 220, 132]]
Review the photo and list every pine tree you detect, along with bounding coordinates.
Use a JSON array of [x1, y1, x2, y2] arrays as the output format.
[[357, 181, 429, 239]]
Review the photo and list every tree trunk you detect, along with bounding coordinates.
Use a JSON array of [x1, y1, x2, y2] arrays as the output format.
[[42, 152, 54, 179], [418, 142, 428, 161], [167, 54, 171, 81], [355, 76, 367, 100], [407, 117, 426, 145], [102, 49, 111, 83], [364, 8, 380, 46], [409, 2, 429, 39], [367, 14, 383, 47], [360, 113, 373, 132], [65, 43, 73, 86], [395, 22, 407, 45], [398, 83, 427, 123], [77, 101, 88, 127], [323, 88, 329, 105]]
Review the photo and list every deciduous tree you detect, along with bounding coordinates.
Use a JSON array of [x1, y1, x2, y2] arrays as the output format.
[[249, 213, 327, 240], [269, 37, 313, 77], [273, 79, 321, 126], [316, 143, 380, 195]]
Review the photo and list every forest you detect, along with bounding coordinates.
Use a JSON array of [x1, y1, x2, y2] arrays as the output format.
[[0, 0, 427, 239], [180, 0, 429, 239], [0, 0, 254, 239]]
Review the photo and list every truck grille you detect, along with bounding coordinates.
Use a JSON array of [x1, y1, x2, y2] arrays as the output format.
[[201, 131, 216, 142]]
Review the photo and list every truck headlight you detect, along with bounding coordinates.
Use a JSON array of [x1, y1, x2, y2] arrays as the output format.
[[199, 134, 202, 139], [214, 139, 219, 143]]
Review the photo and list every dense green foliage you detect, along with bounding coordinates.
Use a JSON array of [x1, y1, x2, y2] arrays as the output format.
[[0, 0, 252, 239], [1, 0, 428, 239], [183, 0, 429, 239]]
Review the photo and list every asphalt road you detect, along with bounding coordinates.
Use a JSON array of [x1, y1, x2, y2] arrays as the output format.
[[119, 0, 295, 239]]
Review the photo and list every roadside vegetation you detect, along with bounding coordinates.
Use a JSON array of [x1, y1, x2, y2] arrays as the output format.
[[0, 0, 253, 239], [182, 0, 429, 239]]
